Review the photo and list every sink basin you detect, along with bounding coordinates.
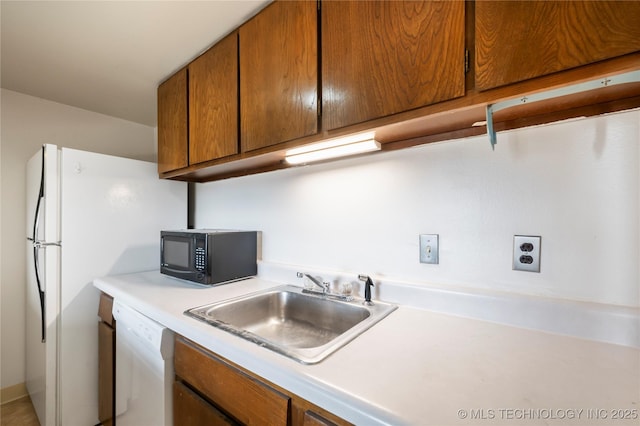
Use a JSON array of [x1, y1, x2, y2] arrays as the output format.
[[185, 285, 397, 364]]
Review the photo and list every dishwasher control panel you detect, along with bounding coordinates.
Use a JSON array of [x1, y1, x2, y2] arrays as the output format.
[[112, 299, 174, 359]]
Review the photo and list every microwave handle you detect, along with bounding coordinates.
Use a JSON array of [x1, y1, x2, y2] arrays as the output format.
[[161, 266, 197, 275]]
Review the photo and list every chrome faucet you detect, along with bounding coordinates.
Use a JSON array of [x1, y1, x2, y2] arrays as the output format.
[[297, 272, 329, 293], [296, 272, 353, 302]]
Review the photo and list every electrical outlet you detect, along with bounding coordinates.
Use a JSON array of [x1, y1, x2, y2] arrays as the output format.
[[513, 235, 541, 272], [419, 234, 439, 264]]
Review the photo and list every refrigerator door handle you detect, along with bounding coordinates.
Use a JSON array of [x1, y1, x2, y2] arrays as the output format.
[[33, 246, 46, 343], [31, 146, 45, 242], [31, 240, 61, 248], [29, 145, 47, 343]]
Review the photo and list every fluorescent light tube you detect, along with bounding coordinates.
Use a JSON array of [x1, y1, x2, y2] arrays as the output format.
[[285, 133, 380, 165]]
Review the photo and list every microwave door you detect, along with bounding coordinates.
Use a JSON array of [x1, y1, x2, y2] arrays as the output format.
[[161, 236, 204, 282], [162, 238, 191, 270]]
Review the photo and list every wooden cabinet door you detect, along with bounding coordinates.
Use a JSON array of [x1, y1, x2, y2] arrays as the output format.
[[98, 321, 114, 426], [98, 292, 114, 326], [322, 1, 466, 131], [174, 381, 238, 426], [189, 32, 239, 165], [291, 399, 351, 426], [301, 410, 339, 426], [239, 0, 318, 152], [98, 293, 114, 425], [158, 68, 188, 173], [175, 337, 290, 425], [475, 1, 640, 91]]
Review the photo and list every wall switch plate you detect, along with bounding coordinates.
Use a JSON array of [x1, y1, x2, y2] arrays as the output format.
[[419, 234, 439, 264], [513, 235, 541, 272]]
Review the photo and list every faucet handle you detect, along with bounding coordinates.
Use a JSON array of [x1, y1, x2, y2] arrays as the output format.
[[340, 281, 353, 296]]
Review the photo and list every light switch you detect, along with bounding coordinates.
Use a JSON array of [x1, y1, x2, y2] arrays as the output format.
[[419, 234, 439, 264]]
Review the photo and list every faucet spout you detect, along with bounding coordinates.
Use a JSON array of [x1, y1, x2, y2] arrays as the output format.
[[296, 272, 328, 293], [296, 272, 355, 302]]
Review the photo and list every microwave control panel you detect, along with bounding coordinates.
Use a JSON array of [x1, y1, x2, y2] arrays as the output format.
[[194, 238, 206, 272]]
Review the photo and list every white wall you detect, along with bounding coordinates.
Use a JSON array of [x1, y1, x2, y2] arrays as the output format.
[[195, 109, 640, 308], [0, 89, 156, 389]]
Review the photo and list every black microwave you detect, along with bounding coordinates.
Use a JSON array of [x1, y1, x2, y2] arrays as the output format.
[[160, 230, 257, 285]]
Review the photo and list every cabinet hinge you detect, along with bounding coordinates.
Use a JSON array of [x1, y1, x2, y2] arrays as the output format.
[[317, 98, 322, 117], [317, 0, 320, 11], [464, 49, 470, 73]]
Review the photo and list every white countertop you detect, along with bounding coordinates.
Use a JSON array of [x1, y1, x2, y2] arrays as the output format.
[[94, 271, 640, 425]]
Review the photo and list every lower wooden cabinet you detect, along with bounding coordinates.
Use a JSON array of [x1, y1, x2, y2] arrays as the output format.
[[97, 293, 115, 426], [174, 335, 351, 426], [174, 381, 237, 426], [174, 335, 289, 425], [301, 411, 339, 426], [294, 404, 341, 426]]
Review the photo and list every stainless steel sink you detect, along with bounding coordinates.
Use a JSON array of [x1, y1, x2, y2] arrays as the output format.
[[185, 285, 397, 364]]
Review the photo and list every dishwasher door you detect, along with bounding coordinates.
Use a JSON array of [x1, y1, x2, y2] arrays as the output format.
[[113, 300, 174, 426]]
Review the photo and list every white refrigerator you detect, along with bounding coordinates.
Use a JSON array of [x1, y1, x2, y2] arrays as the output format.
[[25, 144, 187, 426]]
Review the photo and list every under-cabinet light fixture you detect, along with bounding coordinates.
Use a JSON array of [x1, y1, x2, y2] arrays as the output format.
[[284, 132, 381, 165]]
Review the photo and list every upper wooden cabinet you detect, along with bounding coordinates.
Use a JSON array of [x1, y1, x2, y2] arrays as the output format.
[[157, 0, 640, 181], [475, 1, 640, 91], [321, 1, 466, 131], [157, 69, 188, 174], [189, 32, 239, 165], [239, 1, 318, 152]]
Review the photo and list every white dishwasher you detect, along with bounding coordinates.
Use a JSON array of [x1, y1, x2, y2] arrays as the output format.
[[112, 299, 174, 426]]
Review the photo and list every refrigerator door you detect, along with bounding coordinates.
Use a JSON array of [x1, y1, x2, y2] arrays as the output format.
[[26, 144, 60, 426], [58, 148, 186, 426]]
